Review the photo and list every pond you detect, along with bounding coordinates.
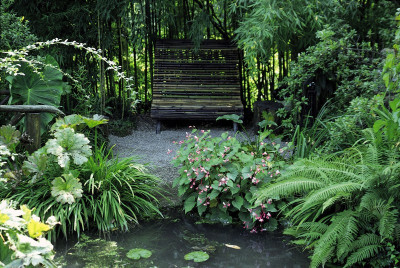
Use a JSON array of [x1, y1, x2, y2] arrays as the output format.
[[55, 211, 309, 268]]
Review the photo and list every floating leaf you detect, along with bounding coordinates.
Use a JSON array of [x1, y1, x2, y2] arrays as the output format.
[[184, 251, 209, 263], [126, 248, 152, 260], [51, 173, 83, 204]]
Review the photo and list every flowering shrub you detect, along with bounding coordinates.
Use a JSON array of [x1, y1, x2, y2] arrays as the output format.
[[172, 128, 288, 232]]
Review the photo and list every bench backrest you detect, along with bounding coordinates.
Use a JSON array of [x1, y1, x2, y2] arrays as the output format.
[[151, 39, 243, 120]]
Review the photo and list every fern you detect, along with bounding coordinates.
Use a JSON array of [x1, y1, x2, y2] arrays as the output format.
[[344, 244, 383, 268]]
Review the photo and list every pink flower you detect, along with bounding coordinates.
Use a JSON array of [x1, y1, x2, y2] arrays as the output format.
[[167, 149, 172, 155]]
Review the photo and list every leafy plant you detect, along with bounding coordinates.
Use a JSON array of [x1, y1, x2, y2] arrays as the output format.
[[172, 128, 286, 231], [0, 200, 57, 267], [255, 95, 400, 266]]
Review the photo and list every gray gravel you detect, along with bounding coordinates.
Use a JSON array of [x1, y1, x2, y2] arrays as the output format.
[[109, 117, 244, 185]]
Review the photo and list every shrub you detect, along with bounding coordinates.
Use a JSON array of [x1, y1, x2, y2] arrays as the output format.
[[255, 94, 400, 267], [0, 116, 162, 239], [172, 128, 288, 232]]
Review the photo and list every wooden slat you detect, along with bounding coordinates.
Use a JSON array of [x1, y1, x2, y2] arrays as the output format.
[[151, 39, 243, 121]]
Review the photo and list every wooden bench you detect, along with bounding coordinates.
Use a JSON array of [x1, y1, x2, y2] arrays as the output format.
[[151, 39, 243, 133]]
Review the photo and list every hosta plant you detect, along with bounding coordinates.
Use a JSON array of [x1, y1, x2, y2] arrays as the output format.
[[0, 200, 57, 267], [172, 128, 287, 232]]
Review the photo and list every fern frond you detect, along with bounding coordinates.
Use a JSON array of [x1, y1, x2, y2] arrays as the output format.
[[283, 158, 363, 184], [337, 213, 359, 261], [301, 182, 363, 211], [350, 233, 381, 251], [378, 206, 398, 239], [255, 177, 324, 202], [344, 244, 382, 268], [322, 192, 351, 212], [311, 211, 355, 268]]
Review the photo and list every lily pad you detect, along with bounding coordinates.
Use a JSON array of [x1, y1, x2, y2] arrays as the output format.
[[184, 251, 209, 263], [126, 248, 152, 260]]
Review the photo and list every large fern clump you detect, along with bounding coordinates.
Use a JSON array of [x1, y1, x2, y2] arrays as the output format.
[[256, 102, 400, 267]]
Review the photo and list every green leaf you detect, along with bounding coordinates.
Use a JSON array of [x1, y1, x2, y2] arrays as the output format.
[[184, 251, 209, 263], [82, 114, 109, 128], [0, 125, 20, 151], [216, 114, 243, 124], [207, 189, 220, 201], [50, 114, 85, 131], [6, 55, 67, 132], [184, 195, 196, 213], [27, 219, 50, 238], [232, 196, 244, 210], [51, 173, 83, 204], [126, 248, 152, 260], [46, 128, 91, 168]]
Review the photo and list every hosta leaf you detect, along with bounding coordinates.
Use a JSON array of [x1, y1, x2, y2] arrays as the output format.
[[51, 173, 83, 204], [46, 128, 91, 168]]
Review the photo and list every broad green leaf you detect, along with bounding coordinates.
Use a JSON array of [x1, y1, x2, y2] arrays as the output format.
[[27, 219, 50, 238], [6, 55, 67, 132], [216, 114, 243, 124], [126, 248, 152, 260], [51, 173, 83, 204], [22, 148, 47, 182], [82, 114, 109, 128], [232, 196, 244, 210], [46, 128, 91, 168], [184, 195, 196, 213], [184, 251, 209, 263], [50, 114, 85, 131], [207, 189, 220, 200], [197, 203, 207, 216]]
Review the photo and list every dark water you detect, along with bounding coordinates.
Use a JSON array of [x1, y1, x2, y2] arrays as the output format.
[[55, 213, 309, 268]]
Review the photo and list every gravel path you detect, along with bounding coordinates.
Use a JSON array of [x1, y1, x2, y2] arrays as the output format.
[[109, 116, 243, 185]]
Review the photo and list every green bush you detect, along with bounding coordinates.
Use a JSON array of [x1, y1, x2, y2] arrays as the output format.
[[255, 94, 400, 267], [0, 116, 162, 239], [172, 127, 288, 232], [278, 26, 384, 130]]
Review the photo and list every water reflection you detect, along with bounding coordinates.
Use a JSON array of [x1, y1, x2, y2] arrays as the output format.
[[56, 213, 309, 268]]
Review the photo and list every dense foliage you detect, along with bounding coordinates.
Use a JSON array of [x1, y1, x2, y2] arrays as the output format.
[[0, 116, 162, 240], [172, 119, 290, 232]]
